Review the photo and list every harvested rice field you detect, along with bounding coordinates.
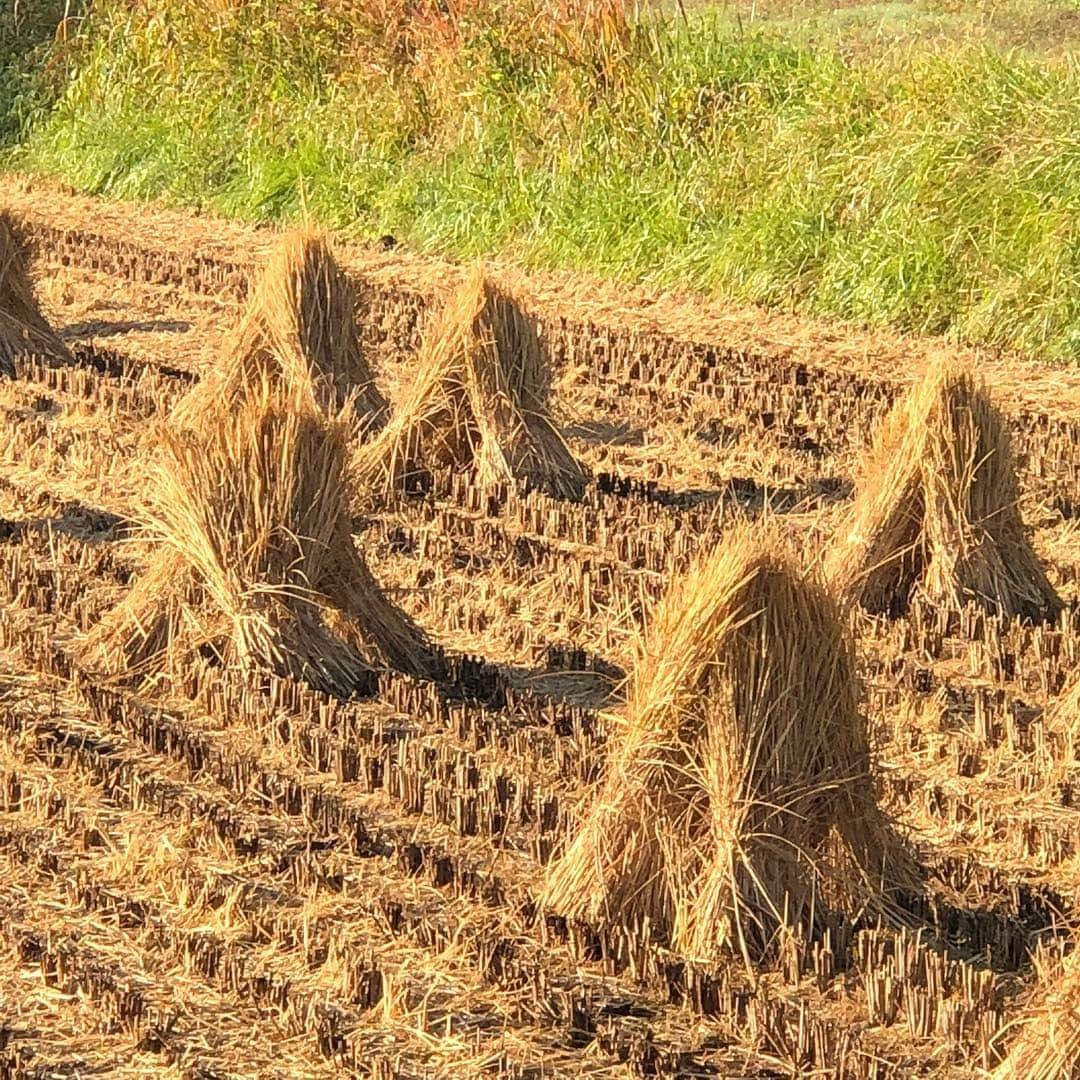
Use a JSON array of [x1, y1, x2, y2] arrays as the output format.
[[2, 174, 1080, 1079]]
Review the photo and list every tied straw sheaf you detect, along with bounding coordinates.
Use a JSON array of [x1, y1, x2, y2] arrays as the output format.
[[1044, 677, 1080, 764], [0, 212, 72, 375], [992, 948, 1080, 1079], [82, 374, 444, 694], [355, 265, 587, 501], [543, 528, 920, 967], [174, 230, 388, 432], [828, 357, 1060, 623]]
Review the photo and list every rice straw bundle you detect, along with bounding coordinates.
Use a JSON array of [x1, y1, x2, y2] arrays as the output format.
[[542, 528, 918, 963], [82, 375, 442, 694], [0, 212, 71, 375], [175, 231, 387, 431], [827, 358, 1060, 622], [993, 949, 1080, 1079], [1042, 677, 1080, 765], [355, 266, 587, 500]]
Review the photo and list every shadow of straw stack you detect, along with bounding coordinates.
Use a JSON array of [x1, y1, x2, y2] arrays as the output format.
[[541, 527, 920, 966], [827, 356, 1060, 623], [173, 230, 388, 433], [991, 946, 1080, 1079], [0, 212, 72, 375], [80, 373, 444, 695], [354, 265, 588, 501]]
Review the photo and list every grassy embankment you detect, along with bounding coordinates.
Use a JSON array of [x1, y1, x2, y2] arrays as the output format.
[[4, 1, 1080, 361]]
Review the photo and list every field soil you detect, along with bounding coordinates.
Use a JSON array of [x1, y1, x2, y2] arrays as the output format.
[[0, 175, 1078, 1078]]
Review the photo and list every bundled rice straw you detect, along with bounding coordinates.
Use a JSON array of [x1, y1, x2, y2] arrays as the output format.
[[992, 949, 1080, 1079], [82, 375, 443, 694], [0, 212, 71, 375], [355, 266, 587, 500], [827, 357, 1060, 622], [1042, 677, 1080, 765], [175, 231, 387, 431], [542, 528, 918, 964]]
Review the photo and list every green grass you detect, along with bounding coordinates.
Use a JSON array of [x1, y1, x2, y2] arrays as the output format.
[[0, 2, 79, 147], [8, 1, 1080, 361]]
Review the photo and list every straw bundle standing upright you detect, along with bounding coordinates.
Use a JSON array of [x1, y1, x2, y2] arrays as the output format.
[[83, 374, 443, 694], [828, 358, 1059, 622], [544, 529, 918, 963], [0, 213, 72, 375], [356, 266, 587, 501], [175, 231, 388, 432]]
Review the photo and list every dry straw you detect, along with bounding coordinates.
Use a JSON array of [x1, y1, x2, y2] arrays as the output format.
[[82, 374, 443, 694], [0, 212, 71, 374], [827, 357, 1060, 622], [1043, 677, 1080, 765], [542, 527, 918, 964], [175, 231, 388, 431], [355, 266, 587, 500], [992, 949, 1080, 1079]]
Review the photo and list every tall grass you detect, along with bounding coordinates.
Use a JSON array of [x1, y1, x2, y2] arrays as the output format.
[[11, 0, 1080, 361], [0, 2, 77, 146]]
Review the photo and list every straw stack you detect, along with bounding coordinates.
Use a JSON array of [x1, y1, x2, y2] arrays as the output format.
[[543, 528, 918, 963], [174, 231, 387, 432], [0, 213, 71, 375], [82, 374, 443, 695], [828, 358, 1060, 622], [355, 266, 587, 500]]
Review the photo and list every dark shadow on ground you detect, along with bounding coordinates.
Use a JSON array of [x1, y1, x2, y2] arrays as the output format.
[[564, 419, 645, 447], [436, 649, 625, 713], [0, 501, 129, 544], [67, 341, 197, 383], [61, 319, 193, 340], [594, 471, 852, 513]]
